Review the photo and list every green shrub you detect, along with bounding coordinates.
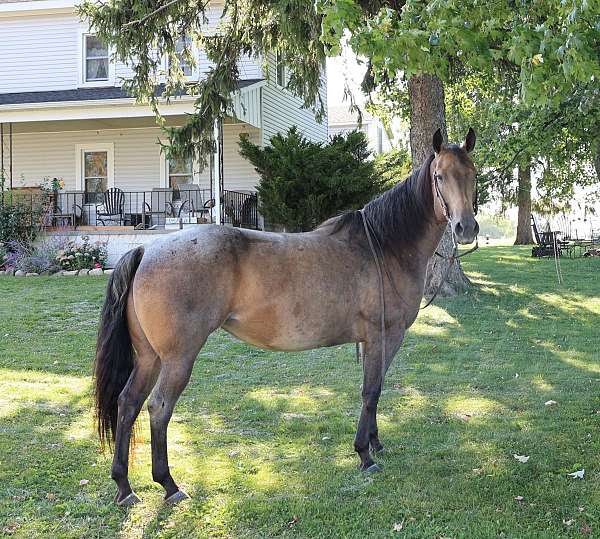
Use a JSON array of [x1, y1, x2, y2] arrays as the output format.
[[239, 127, 382, 232], [0, 195, 42, 246], [374, 148, 412, 189]]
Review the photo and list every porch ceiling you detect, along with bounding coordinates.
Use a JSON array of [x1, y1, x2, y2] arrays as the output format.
[[0, 80, 265, 130]]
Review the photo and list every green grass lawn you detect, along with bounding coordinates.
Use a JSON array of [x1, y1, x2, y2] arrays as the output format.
[[0, 246, 598, 538]]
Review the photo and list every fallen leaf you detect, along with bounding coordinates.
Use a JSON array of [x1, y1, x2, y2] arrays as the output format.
[[46, 493, 56, 501], [79, 479, 89, 486], [563, 519, 575, 527], [568, 469, 584, 479], [287, 516, 299, 528], [545, 400, 557, 406], [472, 468, 483, 475], [393, 520, 404, 532], [322, 436, 331, 441], [513, 454, 530, 463], [458, 413, 472, 421], [514, 496, 524, 502], [579, 507, 585, 512]]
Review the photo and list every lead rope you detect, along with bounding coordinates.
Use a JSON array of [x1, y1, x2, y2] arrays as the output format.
[[360, 209, 387, 389]]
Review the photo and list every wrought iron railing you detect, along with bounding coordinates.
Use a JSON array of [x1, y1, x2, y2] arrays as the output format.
[[0, 188, 260, 230], [222, 190, 259, 229]]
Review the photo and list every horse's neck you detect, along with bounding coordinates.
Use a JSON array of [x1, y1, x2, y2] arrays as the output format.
[[381, 175, 447, 270]]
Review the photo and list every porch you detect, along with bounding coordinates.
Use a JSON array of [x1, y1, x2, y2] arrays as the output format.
[[1, 187, 260, 231]]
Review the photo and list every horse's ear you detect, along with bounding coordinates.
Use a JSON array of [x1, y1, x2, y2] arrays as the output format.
[[463, 128, 476, 153], [432, 128, 444, 154]]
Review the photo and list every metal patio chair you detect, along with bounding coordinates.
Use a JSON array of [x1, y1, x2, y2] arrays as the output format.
[[145, 187, 174, 227], [177, 185, 203, 220], [96, 188, 125, 226]]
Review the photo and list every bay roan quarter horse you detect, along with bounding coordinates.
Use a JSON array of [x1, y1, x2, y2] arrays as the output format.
[[95, 128, 479, 505]]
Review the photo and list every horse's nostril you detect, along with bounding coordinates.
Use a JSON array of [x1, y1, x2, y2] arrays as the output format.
[[455, 222, 464, 236]]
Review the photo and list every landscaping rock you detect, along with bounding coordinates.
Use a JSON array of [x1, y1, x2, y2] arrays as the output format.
[[25, 272, 39, 277], [88, 268, 103, 276], [14, 270, 25, 277], [104, 269, 114, 275], [52, 271, 64, 277], [78, 269, 89, 276], [3, 269, 13, 276], [62, 270, 78, 276]]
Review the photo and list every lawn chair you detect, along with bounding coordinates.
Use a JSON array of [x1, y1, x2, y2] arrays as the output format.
[[145, 188, 174, 227], [96, 188, 125, 226], [51, 191, 84, 227], [531, 214, 569, 258], [177, 185, 203, 220]]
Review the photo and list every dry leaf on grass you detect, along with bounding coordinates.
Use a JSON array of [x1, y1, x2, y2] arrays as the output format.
[[514, 495, 524, 502], [513, 454, 530, 463], [545, 400, 557, 406], [79, 479, 89, 486], [568, 469, 584, 479], [287, 516, 299, 528], [392, 520, 405, 532]]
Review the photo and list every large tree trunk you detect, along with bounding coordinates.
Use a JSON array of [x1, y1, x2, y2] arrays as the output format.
[[514, 162, 534, 245], [408, 74, 471, 297]]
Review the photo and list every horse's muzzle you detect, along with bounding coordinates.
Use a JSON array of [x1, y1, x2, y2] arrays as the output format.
[[453, 216, 479, 244]]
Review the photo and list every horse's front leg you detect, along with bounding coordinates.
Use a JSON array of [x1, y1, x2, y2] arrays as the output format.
[[354, 330, 404, 472]]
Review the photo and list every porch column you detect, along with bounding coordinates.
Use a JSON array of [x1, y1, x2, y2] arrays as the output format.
[[212, 117, 224, 225]]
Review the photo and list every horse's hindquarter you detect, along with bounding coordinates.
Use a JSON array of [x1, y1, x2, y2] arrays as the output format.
[[223, 229, 368, 351]]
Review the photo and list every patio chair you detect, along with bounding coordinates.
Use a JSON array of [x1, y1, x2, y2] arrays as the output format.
[[50, 191, 85, 227], [177, 185, 203, 220], [144, 188, 174, 227], [96, 188, 125, 226], [531, 214, 570, 258]]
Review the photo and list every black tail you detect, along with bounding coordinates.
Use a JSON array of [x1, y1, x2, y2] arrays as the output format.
[[94, 246, 144, 449]]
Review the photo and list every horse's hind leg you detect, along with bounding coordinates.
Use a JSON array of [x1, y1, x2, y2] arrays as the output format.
[[111, 322, 160, 505], [147, 350, 201, 502]]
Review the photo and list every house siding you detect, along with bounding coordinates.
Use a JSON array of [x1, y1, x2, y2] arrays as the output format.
[[261, 53, 327, 145], [11, 123, 259, 192], [0, 13, 80, 93], [0, 7, 263, 94]]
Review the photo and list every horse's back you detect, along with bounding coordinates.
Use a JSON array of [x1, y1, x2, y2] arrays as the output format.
[[130, 225, 364, 353]]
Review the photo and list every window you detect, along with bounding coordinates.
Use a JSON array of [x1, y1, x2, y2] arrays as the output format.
[[275, 50, 285, 86], [172, 36, 193, 77], [83, 151, 108, 203], [169, 156, 193, 191], [84, 35, 109, 82]]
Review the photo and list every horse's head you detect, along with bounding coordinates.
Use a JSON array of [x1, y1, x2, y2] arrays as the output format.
[[430, 128, 479, 244]]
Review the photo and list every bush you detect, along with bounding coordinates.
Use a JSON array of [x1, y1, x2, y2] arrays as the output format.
[[0, 242, 7, 269], [374, 148, 412, 189], [3, 238, 64, 274], [0, 197, 42, 246], [239, 127, 382, 231], [56, 236, 108, 271]]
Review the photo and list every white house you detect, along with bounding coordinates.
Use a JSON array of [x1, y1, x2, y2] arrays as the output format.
[[0, 0, 327, 228], [328, 106, 391, 156]]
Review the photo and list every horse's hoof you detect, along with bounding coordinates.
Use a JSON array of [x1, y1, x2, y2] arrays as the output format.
[[116, 491, 141, 507], [165, 490, 190, 505], [364, 463, 382, 474]]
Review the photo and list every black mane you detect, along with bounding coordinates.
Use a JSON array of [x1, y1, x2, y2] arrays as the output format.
[[325, 154, 435, 255]]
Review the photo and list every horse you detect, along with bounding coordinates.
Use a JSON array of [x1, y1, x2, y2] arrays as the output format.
[[95, 128, 479, 505]]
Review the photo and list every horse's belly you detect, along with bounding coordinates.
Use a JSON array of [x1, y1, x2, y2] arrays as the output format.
[[221, 311, 351, 352]]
